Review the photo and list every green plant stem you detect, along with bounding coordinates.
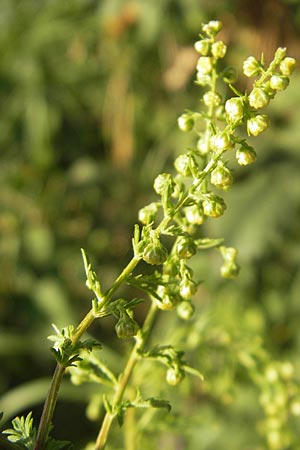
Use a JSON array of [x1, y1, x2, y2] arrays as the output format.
[[33, 364, 65, 450], [94, 302, 159, 450], [34, 256, 141, 450]]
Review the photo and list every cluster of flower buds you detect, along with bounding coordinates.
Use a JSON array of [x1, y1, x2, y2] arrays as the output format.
[[135, 20, 296, 317]]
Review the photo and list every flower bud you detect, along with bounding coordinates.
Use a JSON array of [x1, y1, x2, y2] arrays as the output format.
[[203, 20, 222, 36], [194, 39, 211, 55], [247, 114, 269, 136], [197, 137, 210, 155], [153, 173, 174, 195], [212, 41, 227, 58], [248, 87, 270, 109], [178, 113, 194, 132], [220, 246, 238, 263], [280, 57, 296, 76], [156, 285, 176, 310], [210, 132, 232, 152], [203, 195, 226, 218], [221, 262, 240, 279], [203, 91, 221, 107], [225, 97, 244, 124], [185, 204, 204, 225], [274, 47, 286, 61], [176, 236, 197, 259], [179, 277, 198, 299], [210, 161, 233, 190], [243, 56, 261, 77], [197, 56, 213, 75], [166, 367, 184, 386], [115, 315, 139, 339], [196, 73, 211, 86], [142, 240, 168, 265], [174, 153, 195, 177], [269, 75, 289, 91], [236, 145, 257, 166], [138, 203, 159, 224], [177, 301, 195, 320]]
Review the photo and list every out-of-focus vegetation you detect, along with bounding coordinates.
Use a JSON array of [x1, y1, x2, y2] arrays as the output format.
[[1, 1, 300, 449]]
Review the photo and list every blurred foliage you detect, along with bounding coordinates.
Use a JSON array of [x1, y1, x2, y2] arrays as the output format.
[[1, 0, 300, 449]]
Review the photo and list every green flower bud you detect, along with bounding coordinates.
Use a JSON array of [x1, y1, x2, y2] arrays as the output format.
[[177, 301, 195, 320], [225, 97, 245, 124], [178, 113, 194, 132], [194, 39, 211, 55], [203, 91, 221, 107], [203, 20, 222, 36], [138, 202, 159, 224], [236, 145, 257, 166], [179, 277, 198, 299], [156, 285, 176, 310], [166, 366, 184, 386], [220, 262, 240, 279], [115, 315, 139, 339], [243, 56, 261, 77], [210, 132, 233, 152], [280, 57, 296, 76], [203, 195, 226, 218], [274, 47, 286, 61], [196, 72, 211, 86], [174, 153, 196, 177], [210, 161, 233, 190], [196, 56, 213, 75], [269, 75, 289, 91], [211, 41, 227, 58], [176, 236, 197, 259], [197, 137, 210, 155], [247, 114, 269, 136], [153, 173, 173, 195], [248, 87, 270, 109], [185, 204, 204, 225], [220, 246, 238, 262], [142, 240, 168, 265]]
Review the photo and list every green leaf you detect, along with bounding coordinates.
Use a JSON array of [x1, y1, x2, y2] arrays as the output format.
[[195, 237, 224, 249], [3, 412, 36, 450]]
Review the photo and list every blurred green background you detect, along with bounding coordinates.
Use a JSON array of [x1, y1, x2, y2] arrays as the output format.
[[1, 0, 300, 449]]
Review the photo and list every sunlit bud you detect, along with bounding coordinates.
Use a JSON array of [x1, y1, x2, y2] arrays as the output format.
[[197, 137, 210, 155], [225, 97, 244, 124], [274, 47, 286, 61], [247, 114, 269, 136], [166, 366, 184, 386], [210, 161, 233, 190], [177, 301, 195, 320], [153, 173, 174, 195], [210, 132, 232, 152], [197, 56, 213, 75], [203, 20, 222, 36], [280, 57, 296, 75], [203, 91, 221, 107], [220, 262, 240, 279], [185, 204, 204, 225], [156, 285, 175, 310], [212, 41, 227, 58], [179, 277, 198, 299], [203, 195, 226, 218], [178, 113, 194, 132], [176, 236, 197, 259], [115, 315, 139, 339], [142, 240, 168, 265], [243, 56, 261, 77], [269, 75, 289, 91], [138, 203, 159, 224], [196, 73, 211, 86], [248, 87, 270, 109], [236, 145, 257, 166], [194, 39, 211, 55], [174, 153, 196, 177], [220, 246, 238, 263]]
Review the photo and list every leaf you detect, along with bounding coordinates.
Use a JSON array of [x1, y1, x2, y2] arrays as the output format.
[[195, 237, 224, 249], [3, 412, 36, 450]]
